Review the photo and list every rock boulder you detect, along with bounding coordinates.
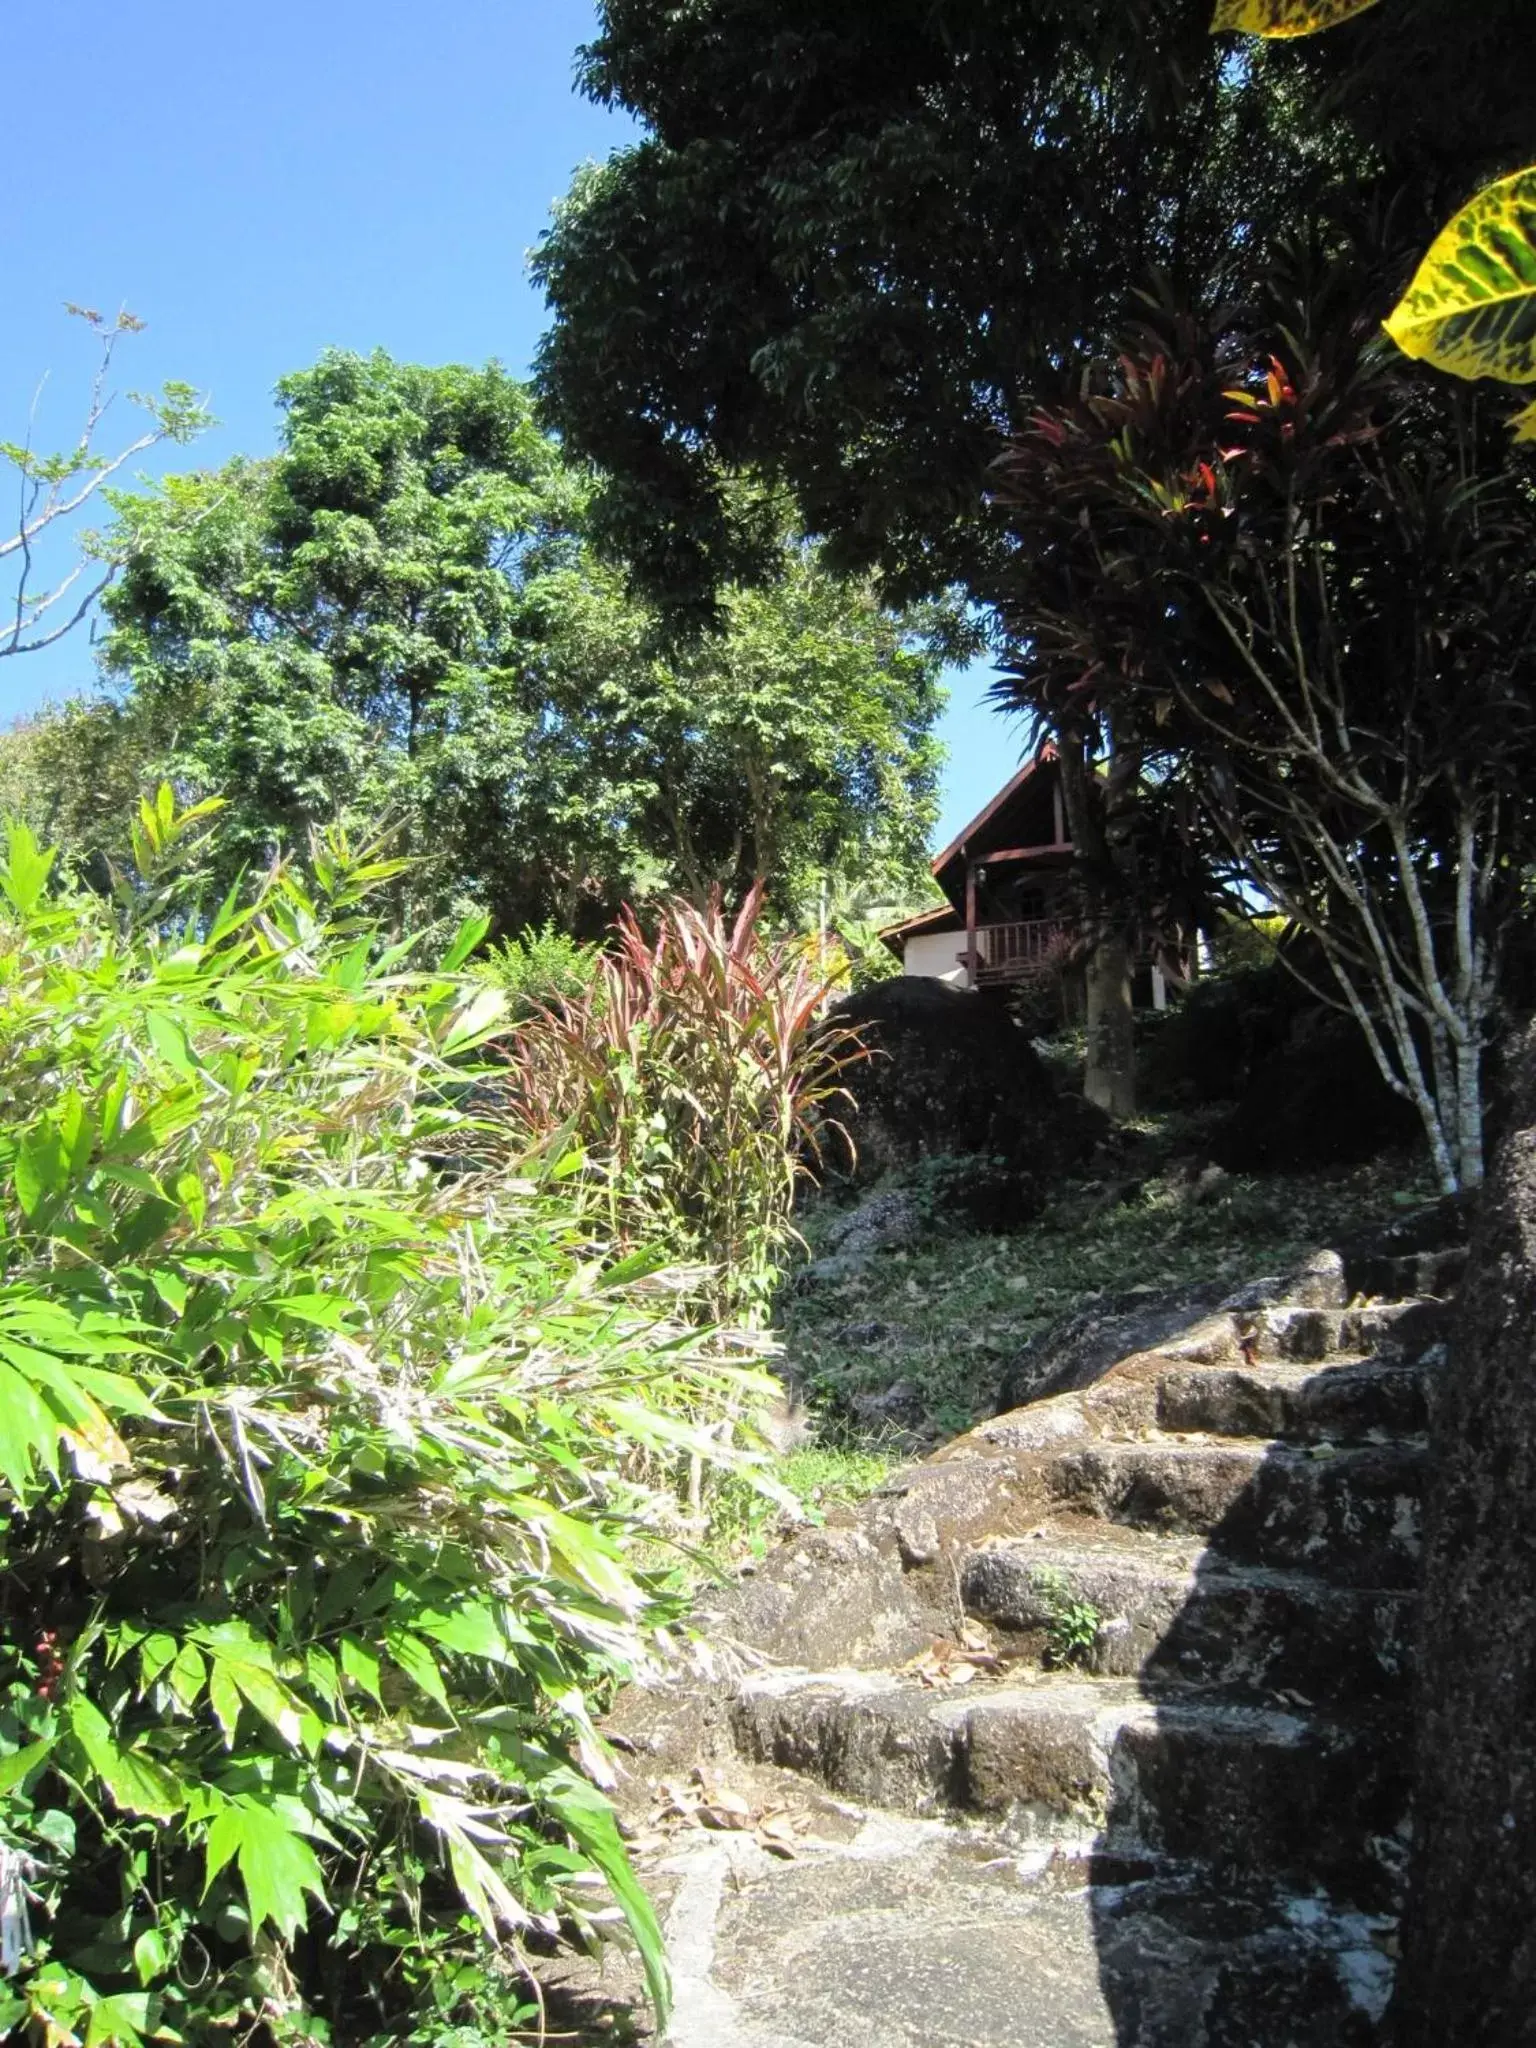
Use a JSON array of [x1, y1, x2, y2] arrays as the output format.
[[994, 1278, 1236, 1413], [993, 1254, 1345, 1413], [826, 978, 1104, 1184]]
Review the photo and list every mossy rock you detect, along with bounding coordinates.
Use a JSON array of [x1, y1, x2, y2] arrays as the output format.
[[826, 980, 1105, 1184]]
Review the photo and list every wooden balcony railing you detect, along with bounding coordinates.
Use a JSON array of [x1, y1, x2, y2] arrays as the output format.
[[968, 918, 1071, 987]]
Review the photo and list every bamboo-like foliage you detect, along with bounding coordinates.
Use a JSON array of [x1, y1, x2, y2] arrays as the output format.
[[500, 884, 865, 1322], [0, 794, 785, 2046]]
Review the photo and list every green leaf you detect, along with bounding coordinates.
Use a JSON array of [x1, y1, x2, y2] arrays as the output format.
[[384, 1628, 451, 1709], [304, 1645, 340, 1710], [438, 983, 507, 1055], [338, 1636, 383, 1704], [195, 1623, 305, 1746], [131, 1927, 169, 1989], [168, 1641, 207, 1712], [439, 911, 492, 973], [0, 1735, 56, 1793], [85, 1991, 152, 2048], [14, 1143, 47, 1220], [33, 1806, 75, 1854], [1385, 168, 1536, 391], [1210, 0, 1382, 32], [144, 1010, 198, 1080], [515, 1500, 642, 1615], [271, 1293, 354, 1332], [68, 1696, 184, 1819], [150, 1270, 188, 1316], [314, 1556, 385, 1630], [541, 1765, 671, 2026], [97, 1164, 165, 1197], [0, 1360, 61, 1493], [0, 820, 57, 916], [203, 1798, 327, 1941], [208, 1662, 242, 1747], [414, 1789, 532, 1940], [137, 1634, 179, 1694], [414, 1601, 528, 1665]]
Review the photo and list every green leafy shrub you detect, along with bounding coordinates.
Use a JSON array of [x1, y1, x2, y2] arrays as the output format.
[[1205, 911, 1288, 976], [475, 923, 603, 1020], [1138, 963, 1309, 1109], [500, 886, 864, 1324], [824, 917, 903, 992], [0, 794, 777, 2046]]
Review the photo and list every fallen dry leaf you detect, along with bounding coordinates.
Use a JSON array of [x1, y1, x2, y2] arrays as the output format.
[[902, 1632, 1003, 1689], [647, 1768, 806, 1858]]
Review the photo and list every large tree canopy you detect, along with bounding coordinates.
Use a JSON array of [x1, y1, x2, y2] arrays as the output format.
[[29, 351, 948, 935], [532, 0, 1358, 612], [533, 0, 1536, 617]]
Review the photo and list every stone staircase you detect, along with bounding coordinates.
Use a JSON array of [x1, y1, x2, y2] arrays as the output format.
[[605, 1230, 1466, 2048]]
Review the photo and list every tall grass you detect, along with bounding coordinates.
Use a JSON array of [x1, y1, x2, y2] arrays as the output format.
[[500, 885, 864, 1322]]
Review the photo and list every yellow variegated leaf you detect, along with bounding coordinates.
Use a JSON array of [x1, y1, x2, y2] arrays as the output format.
[[1512, 397, 1536, 442], [1211, 0, 1383, 34], [1385, 168, 1536, 386]]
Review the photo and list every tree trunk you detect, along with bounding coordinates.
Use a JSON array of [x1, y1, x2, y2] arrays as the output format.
[[1084, 926, 1136, 1118], [1455, 1035, 1486, 1190], [1057, 718, 1138, 1118]]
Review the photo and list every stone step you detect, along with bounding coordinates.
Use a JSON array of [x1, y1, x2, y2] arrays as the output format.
[[1152, 1357, 1431, 1443], [1345, 1242, 1467, 1303], [1091, 1866, 1394, 2048], [639, 1824, 1394, 2048], [1044, 1439, 1426, 1584], [960, 1535, 1416, 1702], [1163, 1299, 1449, 1368], [727, 1671, 1407, 1906]]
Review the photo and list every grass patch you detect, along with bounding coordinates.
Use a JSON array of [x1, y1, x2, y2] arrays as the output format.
[[704, 1441, 900, 1563], [778, 1123, 1434, 1441], [779, 1442, 900, 1510]]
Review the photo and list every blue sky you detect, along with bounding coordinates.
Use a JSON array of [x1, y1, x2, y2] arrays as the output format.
[[2, 0, 1011, 848]]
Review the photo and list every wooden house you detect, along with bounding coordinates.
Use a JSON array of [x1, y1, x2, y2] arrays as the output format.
[[881, 750, 1177, 1008]]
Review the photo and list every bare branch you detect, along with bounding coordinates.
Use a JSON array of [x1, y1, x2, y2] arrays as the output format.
[[1, 304, 208, 662]]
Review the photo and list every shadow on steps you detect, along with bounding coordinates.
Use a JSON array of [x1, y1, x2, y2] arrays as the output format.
[[1084, 1422, 1421, 2047]]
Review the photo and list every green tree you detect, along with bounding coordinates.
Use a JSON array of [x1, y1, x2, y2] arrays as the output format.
[[529, 0, 1360, 1108], [95, 353, 570, 926], [578, 556, 953, 917], [991, 240, 1536, 1187], [532, 0, 1535, 1111], [532, 0, 1349, 615], [41, 350, 945, 934], [0, 695, 155, 884]]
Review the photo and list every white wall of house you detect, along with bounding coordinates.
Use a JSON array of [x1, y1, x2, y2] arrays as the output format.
[[902, 929, 968, 986]]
